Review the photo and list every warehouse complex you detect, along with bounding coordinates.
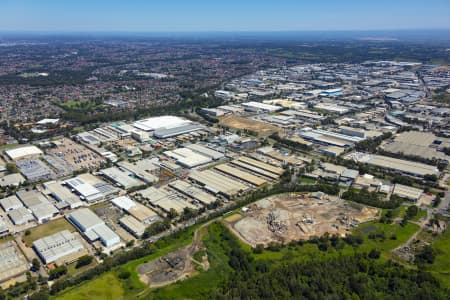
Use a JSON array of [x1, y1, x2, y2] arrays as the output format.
[[67, 208, 121, 248]]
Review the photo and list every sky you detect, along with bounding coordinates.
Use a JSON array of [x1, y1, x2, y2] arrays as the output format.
[[0, 0, 449, 32]]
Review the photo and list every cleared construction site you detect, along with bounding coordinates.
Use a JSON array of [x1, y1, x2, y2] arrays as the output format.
[[227, 193, 379, 247]]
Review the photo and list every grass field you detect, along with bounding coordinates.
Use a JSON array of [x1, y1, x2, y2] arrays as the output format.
[[56, 273, 124, 300], [429, 228, 450, 287], [298, 176, 316, 184], [23, 218, 76, 246]]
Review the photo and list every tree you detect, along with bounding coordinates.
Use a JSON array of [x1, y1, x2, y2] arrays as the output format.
[[31, 258, 40, 272], [142, 219, 171, 238], [75, 255, 94, 269], [6, 163, 19, 174], [48, 265, 67, 280], [167, 208, 178, 219]]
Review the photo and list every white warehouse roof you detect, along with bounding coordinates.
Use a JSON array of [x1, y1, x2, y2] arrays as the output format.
[[5, 146, 43, 160], [133, 116, 191, 132]]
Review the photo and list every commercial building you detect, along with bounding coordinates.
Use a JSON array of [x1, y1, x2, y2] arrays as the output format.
[[235, 156, 284, 176], [16, 158, 55, 182], [314, 103, 349, 114], [5, 145, 43, 161], [301, 129, 363, 147], [321, 146, 345, 157], [119, 215, 146, 238], [0, 195, 23, 212], [16, 190, 58, 223], [392, 184, 423, 202], [33, 230, 86, 264], [188, 169, 249, 198], [153, 124, 205, 139], [110, 196, 160, 224], [100, 167, 144, 190], [43, 181, 84, 210], [185, 144, 225, 160], [63, 177, 103, 202], [67, 208, 120, 247], [339, 126, 366, 138], [133, 116, 191, 132], [241, 101, 282, 113], [117, 159, 159, 184], [8, 207, 34, 225], [0, 173, 26, 187], [0, 242, 29, 283]]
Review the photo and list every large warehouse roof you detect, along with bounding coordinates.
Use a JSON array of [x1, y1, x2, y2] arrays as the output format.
[[67, 208, 103, 232], [164, 148, 212, 168], [5, 145, 43, 160], [189, 169, 249, 198], [185, 144, 224, 160], [169, 180, 216, 205], [214, 164, 267, 186], [33, 230, 85, 264], [133, 116, 191, 132]]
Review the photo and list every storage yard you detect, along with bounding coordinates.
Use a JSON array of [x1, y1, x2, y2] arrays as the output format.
[[227, 193, 379, 247]]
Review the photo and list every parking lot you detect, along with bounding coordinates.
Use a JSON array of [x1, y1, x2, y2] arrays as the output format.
[[47, 138, 106, 171]]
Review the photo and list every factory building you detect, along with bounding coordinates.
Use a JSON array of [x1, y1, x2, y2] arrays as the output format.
[[168, 180, 217, 205], [214, 164, 267, 186], [67, 208, 120, 248], [188, 169, 249, 198], [33, 230, 87, 264], [392, 184, 423, 202]]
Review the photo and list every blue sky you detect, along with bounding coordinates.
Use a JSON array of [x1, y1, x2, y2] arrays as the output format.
[[0, 0, 449, 32]]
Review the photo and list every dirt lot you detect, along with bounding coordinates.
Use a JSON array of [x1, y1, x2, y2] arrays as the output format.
[[219, 115, 280, 137], [137, 224, 209, 287], [226, 193, 379, 247]]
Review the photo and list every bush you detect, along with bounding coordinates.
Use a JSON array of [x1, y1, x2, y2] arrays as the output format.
[[117, 270, 131, 279], [75, 255, 93, 269]]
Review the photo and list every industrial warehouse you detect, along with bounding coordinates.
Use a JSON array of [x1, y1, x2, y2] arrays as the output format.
[[347, 152, 440, 177], [33, 230, 87, 264]]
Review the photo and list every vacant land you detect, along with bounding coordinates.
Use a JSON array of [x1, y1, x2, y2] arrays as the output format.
[[219, 115, 280, 137], [228, 193, 379, 247], [23, 218, 75, 246], [429, 227, 450, 287], [56, 273, 123, 300]]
